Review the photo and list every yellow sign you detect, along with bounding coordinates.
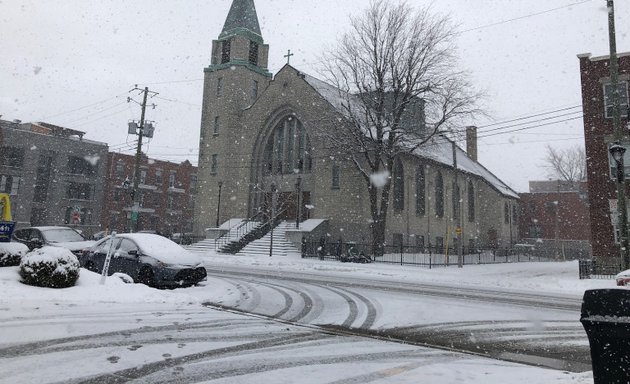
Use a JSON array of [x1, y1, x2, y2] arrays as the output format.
[[455, 227, 462, 235], [0, 193, 12, 221]]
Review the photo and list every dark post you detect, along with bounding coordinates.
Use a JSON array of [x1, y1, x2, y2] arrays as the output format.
[[610, 142, 629, 269], [216, 181, 223, 228], [295, 176, 301, 229], [131, 88, 149, 233], [269, 183, 276, 258]]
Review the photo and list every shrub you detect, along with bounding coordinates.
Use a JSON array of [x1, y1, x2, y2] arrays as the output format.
[[19, 246, 80, 288], [0, 242, 29, 267]]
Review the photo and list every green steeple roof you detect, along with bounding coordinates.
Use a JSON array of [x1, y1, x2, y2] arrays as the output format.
[[219, 0, 262, 42]]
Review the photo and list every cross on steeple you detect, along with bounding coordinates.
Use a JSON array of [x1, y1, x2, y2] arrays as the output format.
[[284, 49, 294, 64]]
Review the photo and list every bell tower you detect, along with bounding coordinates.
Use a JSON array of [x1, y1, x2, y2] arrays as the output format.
[[195, 0, 272, 235]]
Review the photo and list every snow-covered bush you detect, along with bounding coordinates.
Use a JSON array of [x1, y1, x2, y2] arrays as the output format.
[[19, 246, 80, 288], [0, 242, 28, 267]]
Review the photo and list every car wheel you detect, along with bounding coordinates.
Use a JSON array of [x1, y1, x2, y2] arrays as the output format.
[[85, 261, 98, 273], [137, 266, 155, 287]]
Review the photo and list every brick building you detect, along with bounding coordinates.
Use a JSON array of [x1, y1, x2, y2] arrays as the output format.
[[578, 52, 630, 260], [102, 152, 197, 237], [0, 120, 108, 237], [518, 180, 591, 259]]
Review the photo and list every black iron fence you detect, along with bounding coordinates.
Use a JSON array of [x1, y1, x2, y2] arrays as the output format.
[[301, 241, 556, 268], [578, 259, 622, 280]]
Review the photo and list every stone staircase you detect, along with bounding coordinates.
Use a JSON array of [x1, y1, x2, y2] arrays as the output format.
[[235, 221, 301, 257], [185, 238, 217, 254]]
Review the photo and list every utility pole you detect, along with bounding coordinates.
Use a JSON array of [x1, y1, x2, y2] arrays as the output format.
[[606, 0, 629, 269], [128, 86, 158, 232]]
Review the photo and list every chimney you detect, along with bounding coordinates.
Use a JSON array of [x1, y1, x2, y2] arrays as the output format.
[[466, 126, 478, 161]]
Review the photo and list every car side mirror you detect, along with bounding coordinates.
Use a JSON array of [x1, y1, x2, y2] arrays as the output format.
[[128, 250, 139, 256]]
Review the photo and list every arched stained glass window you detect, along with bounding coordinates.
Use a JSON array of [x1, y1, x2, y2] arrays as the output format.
[[263, 116, 311, 175], [467, 181, 475, 222], [435, 171, 444, 218], [415, 166, 425, 216]]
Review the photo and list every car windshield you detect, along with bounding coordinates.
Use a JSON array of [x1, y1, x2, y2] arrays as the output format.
[[41, 228, 85, 243]]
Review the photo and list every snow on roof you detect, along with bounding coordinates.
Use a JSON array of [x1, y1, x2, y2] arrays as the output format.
[[415, 136, 519, 199], [301, 71, 518, 199]]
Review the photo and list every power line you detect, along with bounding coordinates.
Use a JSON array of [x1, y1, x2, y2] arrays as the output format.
[[476, 105, 582, 130], [460, 0, 592, 33], [40, 93, 128, 120]]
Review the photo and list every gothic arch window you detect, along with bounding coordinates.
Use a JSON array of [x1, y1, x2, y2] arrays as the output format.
[[415, 166, 425, 216], [263, 116, 311, 175], [393, 159, 404, 213], [467, 180, 475, 222], [435, 171, 444, 218], [504, 202, 510, 224]]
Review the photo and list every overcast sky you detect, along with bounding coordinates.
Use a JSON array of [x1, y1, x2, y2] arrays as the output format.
[[1, 0, 629, 192]]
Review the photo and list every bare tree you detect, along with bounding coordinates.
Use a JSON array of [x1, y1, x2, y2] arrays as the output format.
[[319, 0, 482, 256], [543, 144, 587, 182]]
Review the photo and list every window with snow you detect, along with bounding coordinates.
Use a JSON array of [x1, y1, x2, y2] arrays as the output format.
[[434, 171, 444, 218], [393, 159, 404, 214], [467, 181, 475, 222], [415, 166, 425, 216]]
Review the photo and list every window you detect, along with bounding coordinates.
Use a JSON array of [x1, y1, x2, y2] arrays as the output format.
[[167, 195, 174, 210], [190, 174, 197, 191], [30, 209, 46, 227], [115, 161, 124, 178], [117, 239, 138, 255], [67, 156, 95, 176], [169, 171, 177, 187], [109, 213, 118, 231], [435, 236, 444, 253], [155, 169, 162, 185], [415, 167, 425, 216], [435, 171, 444, 218], [213, 116, 220, 135], [66, 182, 93, 200], [332, 165, 340, 189], [0, 175, 19, 195], [211, 154, 218, 174], [393, 159, 404, 213], [392, 233, 404, 249], [467, 181, 475, 222], [251, 80, 258, 102], [604, 82, 629, 119], [140, 170, 147, 184], [216, 77, 223, 97], [221, 40, 231, 64], [504, 202, 510, 224], [415, 235, 425, 251], [512, 203, 518, 225], [263, 116, 312, 175], [0, 146, 24, 167], [33, 154, 53, 203], [249, 41, 259, 65]]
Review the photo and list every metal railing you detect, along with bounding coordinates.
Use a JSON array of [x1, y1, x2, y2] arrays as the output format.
[[301, 241, 557, 268], [579, 259, 622, 280]]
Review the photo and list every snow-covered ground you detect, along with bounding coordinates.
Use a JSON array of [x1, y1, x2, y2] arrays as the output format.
[[0, 249, 615, 383]]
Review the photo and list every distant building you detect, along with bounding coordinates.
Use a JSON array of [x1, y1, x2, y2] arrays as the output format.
[[578, 52, 630, 261], [518, 180, 591, 259], [102, 152, 197, 236], [0, 120, 108, 237]]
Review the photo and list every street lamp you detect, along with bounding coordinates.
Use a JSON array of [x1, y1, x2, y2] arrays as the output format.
[[215, 181, 223, 228], [609, 141, 630, 269]]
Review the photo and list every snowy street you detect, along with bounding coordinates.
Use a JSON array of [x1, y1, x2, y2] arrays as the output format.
[[0, 251, 614, 383]]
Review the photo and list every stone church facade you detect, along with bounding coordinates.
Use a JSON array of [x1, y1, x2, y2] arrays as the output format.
[[194, 0, 519, 251]]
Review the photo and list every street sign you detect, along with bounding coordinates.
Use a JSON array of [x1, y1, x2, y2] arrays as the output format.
[[0, 221, 16, 242], [100, 232, 117, 285]]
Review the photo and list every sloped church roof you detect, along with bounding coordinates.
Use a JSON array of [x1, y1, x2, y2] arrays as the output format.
[[297, 68, 519, 199], [220, 0, 262, 39]]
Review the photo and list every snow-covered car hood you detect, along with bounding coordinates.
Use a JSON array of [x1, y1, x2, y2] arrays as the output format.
[[52, 240, 96, 251], [617, 269, 630, 278]]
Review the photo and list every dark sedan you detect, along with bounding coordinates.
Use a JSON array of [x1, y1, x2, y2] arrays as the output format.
[[81, 233, 207, 288], [12, 226, 96, 257]]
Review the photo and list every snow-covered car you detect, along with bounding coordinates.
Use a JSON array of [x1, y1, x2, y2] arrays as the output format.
[[616, 269, 630, 286], [81, 233, 207, 288], [12, 226, 96, 257]]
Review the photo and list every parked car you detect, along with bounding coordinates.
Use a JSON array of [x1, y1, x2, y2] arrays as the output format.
[[12, 226, 96, 257], [616, 269, 630, 286], [81, 233, 207, 288]]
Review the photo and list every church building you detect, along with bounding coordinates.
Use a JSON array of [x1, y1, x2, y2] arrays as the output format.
[[194, 0, 519, 253]]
